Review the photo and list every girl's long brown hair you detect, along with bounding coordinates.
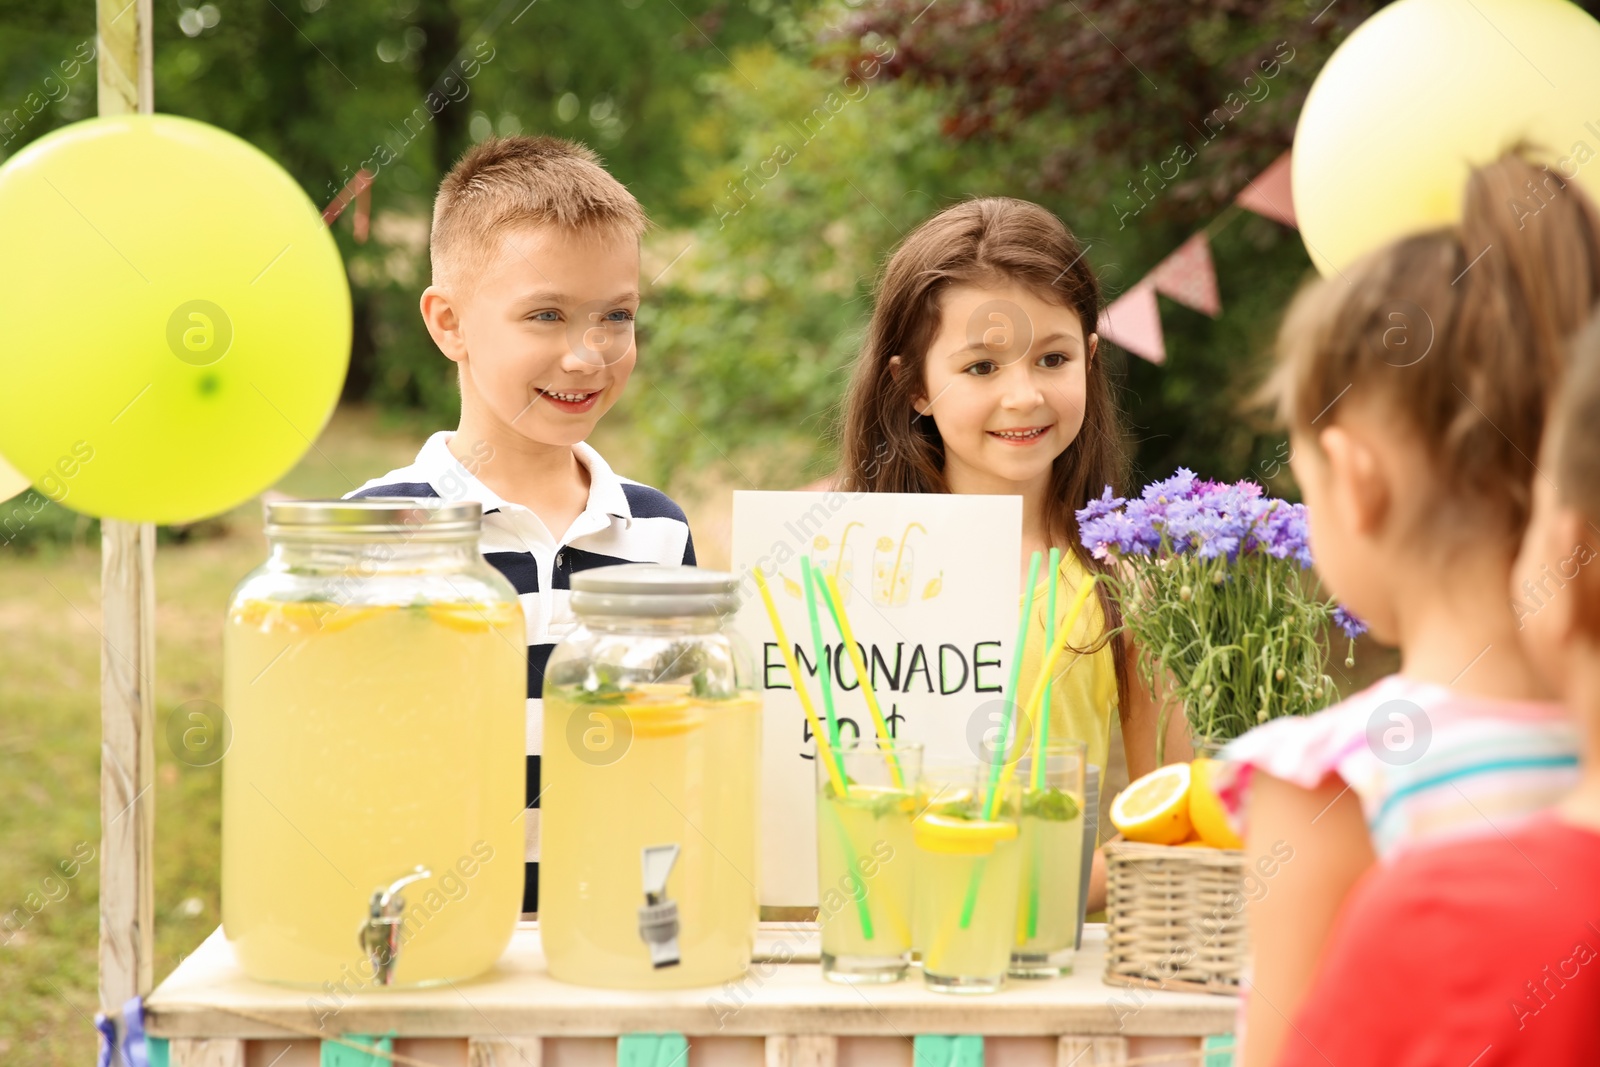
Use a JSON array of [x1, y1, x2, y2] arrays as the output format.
[[837, 197, 1132, 719]]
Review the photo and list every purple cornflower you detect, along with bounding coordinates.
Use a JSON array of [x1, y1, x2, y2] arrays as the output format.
[[1079, 474, 1316, 567], [1332, 605, 1368, 639]]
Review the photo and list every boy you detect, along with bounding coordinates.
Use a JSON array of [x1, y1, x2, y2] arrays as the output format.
[[1273, 317, 1600, 1065], [350, 136, 696, 915]]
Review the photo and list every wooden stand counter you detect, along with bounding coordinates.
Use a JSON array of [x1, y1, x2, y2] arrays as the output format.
[[144, 923, 1237, 1067]]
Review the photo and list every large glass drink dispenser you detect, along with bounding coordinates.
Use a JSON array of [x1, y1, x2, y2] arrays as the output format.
[[221, 499, 526, 988], [540, 565, 761, 989]]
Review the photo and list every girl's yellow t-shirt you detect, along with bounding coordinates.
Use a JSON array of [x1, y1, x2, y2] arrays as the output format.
[[1016, 550, 1119, 821]]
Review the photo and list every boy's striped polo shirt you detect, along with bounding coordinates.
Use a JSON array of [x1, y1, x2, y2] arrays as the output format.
[[347, 430, 696, 913]]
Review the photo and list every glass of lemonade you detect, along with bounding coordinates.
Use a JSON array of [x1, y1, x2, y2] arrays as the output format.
[[815, 738, 922, 983], [222, 499, 526, 989], [1010, 740, 1087, 978], [912, 765, 1023, 994]]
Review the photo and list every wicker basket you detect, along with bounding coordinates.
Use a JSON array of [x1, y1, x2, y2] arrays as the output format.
[[1103, 838, 1247, 995]]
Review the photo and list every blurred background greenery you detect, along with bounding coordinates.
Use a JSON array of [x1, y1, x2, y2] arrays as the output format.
[[0, 0, 1424, 542], [18, 0, 1573, 1055]]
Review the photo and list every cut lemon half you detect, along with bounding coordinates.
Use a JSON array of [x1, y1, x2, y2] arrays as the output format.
[[912, 813, 1018, 856], [1110, 763, 1193, 845], [1188, 758, 1244, 849]]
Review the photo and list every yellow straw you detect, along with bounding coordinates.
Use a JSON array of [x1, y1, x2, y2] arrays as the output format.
[[986, 577, 1098, 818], [753, 568, 848, 797], [819, 572, 905, 791]]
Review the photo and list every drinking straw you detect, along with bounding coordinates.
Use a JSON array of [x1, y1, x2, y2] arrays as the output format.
[[753, 569, 875, 943], [959, 551, 1041, 931], [800, 556, 844, 755], [815, 570, 906, 791], [818, 787, 877, 943], [981, 551, 1042, 822], [1023, 551, 1061, 942], [1017, 831, 1043, 940], [1033, 548, 1062, 793], [998, 577, 1100, 805], [752, 569, 847, 798], [960, 572, 1096, 930]]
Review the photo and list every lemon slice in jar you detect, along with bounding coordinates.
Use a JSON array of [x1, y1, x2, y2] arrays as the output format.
[[425, 602, 499, 633], [620, 683, 703, 738], [1109, 763, 1194, 845], [912, 813, 1018, 856], [316, 603, 387, 633]]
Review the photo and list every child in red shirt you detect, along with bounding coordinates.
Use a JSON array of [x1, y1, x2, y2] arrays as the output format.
[[1274, 314, 1600, 1066]]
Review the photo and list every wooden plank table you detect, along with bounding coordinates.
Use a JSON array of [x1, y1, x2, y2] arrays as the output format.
[[144, 923, 1236, 1067]]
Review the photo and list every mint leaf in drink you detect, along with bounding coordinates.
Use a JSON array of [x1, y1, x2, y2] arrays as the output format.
[[1023, 787, 1080, 821], [570, 665, 627, 704]]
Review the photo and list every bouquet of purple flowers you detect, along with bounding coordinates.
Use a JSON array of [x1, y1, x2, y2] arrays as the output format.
[[1077, 468, 1365, 757]]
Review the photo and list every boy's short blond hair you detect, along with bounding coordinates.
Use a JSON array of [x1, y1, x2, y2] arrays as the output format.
[[429, 135, 648, 293]]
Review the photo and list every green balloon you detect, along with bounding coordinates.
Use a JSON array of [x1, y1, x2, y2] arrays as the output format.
[[0, 114, 350, 524]]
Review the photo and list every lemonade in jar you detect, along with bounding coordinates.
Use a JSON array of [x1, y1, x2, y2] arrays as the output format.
[[222, 499, 525, 989], [539, 565, 762, 989]]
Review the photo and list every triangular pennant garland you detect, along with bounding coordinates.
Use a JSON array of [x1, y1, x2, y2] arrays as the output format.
[[1149, 232, 1221, 318], [1097, 282, 1166, 365], [1098, 151, 1299, 368], [1235, 150, 1296, 228]]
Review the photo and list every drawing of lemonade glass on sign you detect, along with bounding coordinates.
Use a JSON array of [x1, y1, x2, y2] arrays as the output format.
[[783, 522, 944, 607]]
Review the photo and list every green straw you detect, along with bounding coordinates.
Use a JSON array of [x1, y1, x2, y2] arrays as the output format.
[[983, 550, 1041, 821], [1025, 828, 1041, 940], [1034, 548, 1061, 793], [961, 550, 1042, 930], [820, 786, 876, 942], [800, 556, 844, 762]]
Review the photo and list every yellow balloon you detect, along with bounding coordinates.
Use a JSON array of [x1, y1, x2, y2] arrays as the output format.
[[1294, 0, 1600, 276], [0, 115, 350, 524], [0, 453, 29, 505]]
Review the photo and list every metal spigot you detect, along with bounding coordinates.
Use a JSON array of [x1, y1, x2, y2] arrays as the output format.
[[638, 844, 681, 969], [358, 865, 431, 985]]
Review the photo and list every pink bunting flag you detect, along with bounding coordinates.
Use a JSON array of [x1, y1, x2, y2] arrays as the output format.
[[323, 168, 375, 243], [1149, 232, 1221, 318], [1236, 150, 1296, 228], [1097, 282, 1165, 365]]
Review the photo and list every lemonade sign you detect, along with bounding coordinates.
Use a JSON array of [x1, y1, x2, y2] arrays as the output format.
[[731, 491, 1022, 907]]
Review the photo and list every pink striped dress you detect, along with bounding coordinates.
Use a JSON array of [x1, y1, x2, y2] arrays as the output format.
[[1215, 674, 1580, 859]]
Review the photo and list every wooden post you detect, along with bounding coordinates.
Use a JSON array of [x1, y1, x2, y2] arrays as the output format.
[[97, 0, 158, 1022]]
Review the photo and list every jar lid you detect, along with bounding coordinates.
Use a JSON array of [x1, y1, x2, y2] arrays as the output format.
[[569, 564, 741, 618], [264, 497, 482, 541]]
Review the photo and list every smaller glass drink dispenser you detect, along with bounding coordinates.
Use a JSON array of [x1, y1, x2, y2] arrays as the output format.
[[539, 565, 761, 989]]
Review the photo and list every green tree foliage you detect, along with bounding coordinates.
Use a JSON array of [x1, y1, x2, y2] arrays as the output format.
[[11, 0, 1587, 499], [0, 0, 784, 433]]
